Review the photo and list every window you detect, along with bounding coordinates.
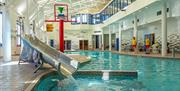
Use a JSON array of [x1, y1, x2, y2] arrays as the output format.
[[16, 20, 22, 46], [76, 14, 81, 24], [0, 12, 2, 47], [92, 15, 96, 24], [82, 14, 88, 24], [95, 14, 101, 24], [71, 16, 77, 25], [70, 0, 136, 25]]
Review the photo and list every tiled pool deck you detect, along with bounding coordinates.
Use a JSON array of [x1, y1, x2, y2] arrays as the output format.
[[0, 52, 180, 91], [0, 56, 52, 91]]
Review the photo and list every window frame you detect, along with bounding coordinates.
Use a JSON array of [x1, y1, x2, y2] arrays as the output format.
[[16, 19, 23, 47], [0, 12, 2, 47]]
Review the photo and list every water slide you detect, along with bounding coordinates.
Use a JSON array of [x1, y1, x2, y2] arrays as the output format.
[[19, 35, 79, 76]]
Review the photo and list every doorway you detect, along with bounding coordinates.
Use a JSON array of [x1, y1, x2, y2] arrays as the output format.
[[92, 35, 100, 49], [79, 40, 88, 50], [64, 40, 71, 50]]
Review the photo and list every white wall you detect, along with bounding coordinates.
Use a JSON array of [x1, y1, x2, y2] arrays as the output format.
[[169, 0, 180, 17], [0, 48, 2, 57], [137, 17, 179, 41], [102, 0, 180, 44], [65, 30, 93, 50], [46, 25, 93, 50], [122, 29, 133, 41], [102, 0, 159, 28]]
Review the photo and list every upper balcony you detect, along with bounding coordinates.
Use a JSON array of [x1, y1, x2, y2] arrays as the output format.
[[71, 0, 136, 25]]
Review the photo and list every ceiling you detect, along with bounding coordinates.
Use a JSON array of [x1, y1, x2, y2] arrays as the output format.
[[4, 0, 111, 29], [5, 0, 111, 19], [36, 0, 111, 16]]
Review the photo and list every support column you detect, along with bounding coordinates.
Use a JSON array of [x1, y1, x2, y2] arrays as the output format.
[[24, 0, 30, 35], [178, 18, 180, 34], [133, 15, 138, 51], [99, 35, 101, 49], [102, 30, 104, 51], [2, 7, 11, 61], [36, 6, 40, 38], [161, 1, 167, 56], [118, 22, 122, 52], [133, 16, 138, 38], [109, 26, 111, 51], [59, 20, 64, 52]]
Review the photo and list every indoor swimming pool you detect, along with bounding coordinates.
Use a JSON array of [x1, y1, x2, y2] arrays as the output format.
[[34, 51, 180, 91]]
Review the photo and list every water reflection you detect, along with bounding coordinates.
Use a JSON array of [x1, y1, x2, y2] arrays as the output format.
[[61, 51, 180, 91]]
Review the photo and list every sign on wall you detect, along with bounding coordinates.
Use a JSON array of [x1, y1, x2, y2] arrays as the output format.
[[46, 24, 54, 32]]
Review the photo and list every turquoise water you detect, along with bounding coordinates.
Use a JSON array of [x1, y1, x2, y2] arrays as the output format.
[[35, 73, 140, 91], [35, 51, 180, 91]]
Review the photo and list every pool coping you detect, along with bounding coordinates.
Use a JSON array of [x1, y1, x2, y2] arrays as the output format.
[[24, 70, 137, 91], [79, 50, 180, 60], [66, 50, 180, 60], [24, 69, 55, 91], [113, 51, 180, 60]]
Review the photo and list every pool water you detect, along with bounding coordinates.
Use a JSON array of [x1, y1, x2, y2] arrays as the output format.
[[35, 51, 180, 91], [35, 73, 141, 91]]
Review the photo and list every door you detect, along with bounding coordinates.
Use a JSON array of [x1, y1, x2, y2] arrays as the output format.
[[95, 35, 99, 49], [115, 38, 119, 51], [64, 40, 71, 50], [92, 35, 96, 49], [84, 40, 88, 50], [79, 40, 83, 50], [79, 40, 88, 50]]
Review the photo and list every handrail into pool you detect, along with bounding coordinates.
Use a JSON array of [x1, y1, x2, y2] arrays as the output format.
[[19, 35, 79, 76]]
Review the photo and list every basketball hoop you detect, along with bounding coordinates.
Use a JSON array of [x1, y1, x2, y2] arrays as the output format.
[[57, 7, 66, 20], [45, 3, 76, 52], [57, 15, 66, 20]]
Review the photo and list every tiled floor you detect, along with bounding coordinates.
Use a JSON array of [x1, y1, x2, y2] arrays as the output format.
[[0, 56, 49, 91]]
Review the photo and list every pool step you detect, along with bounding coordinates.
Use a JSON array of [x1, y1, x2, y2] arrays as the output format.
[[102, 71, 109, 80]]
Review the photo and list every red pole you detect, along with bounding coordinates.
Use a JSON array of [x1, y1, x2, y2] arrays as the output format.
[[59, 20, 64, 52]]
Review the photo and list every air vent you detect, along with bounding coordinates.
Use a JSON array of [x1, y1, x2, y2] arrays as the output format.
[[157, 11, 162, 16], [137, 19, 140, 22], [132, 19, 140, 24]]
